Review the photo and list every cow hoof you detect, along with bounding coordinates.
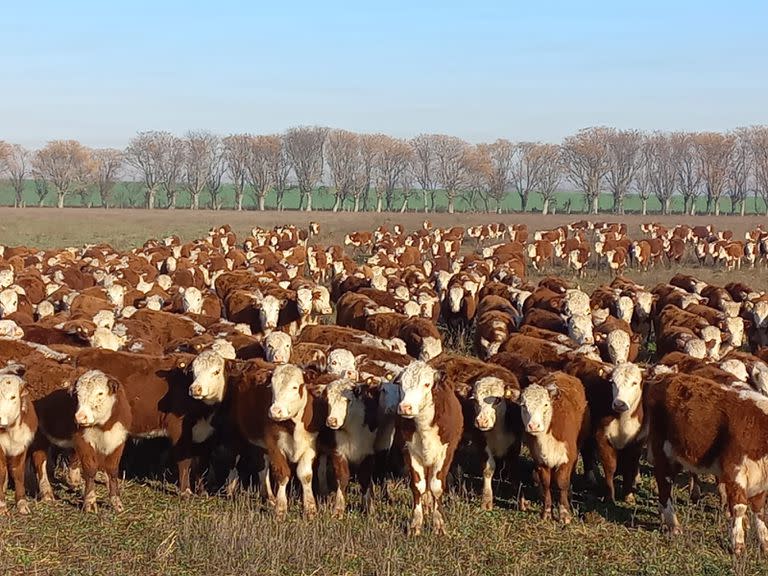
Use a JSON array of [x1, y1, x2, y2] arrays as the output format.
[[624, 493, 636, 506], [83, 501, 98, 514], [304, 506, 317, 519], [481, 499, 493, 512], [407, 525, 422, 537], [17, 500, 30, 515], [541, 508, 552, 521], [560, 512, 572, 526], [110, 496, 124, 513], [332, 506, 345, 519], [275, 505, 288, 520], [180, 489, 193, 499], [518, 497, 529, 512], [433, 521, 446, 536], [668, 526, 683, 537], [41, 491, 55, 503]]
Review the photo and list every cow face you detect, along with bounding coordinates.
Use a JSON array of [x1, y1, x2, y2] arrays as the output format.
[[89, 327, 125, 351], [269, 364, 306, 421], [519, 383, 557, 435], [567, 314, 594, 345], [397, 361, 437, 418], [447, 285, 464, 314], [36, 301, 55, 320], [378, 378, 402, 415], [0, 374, 25, 429], [312, 287, 333, 316], [724, 317, 745, 349], [264, 331, 292, 364], [210, 339, 237, 360], [752, 301, 768, 329], [327, 349, 358, 380], [472, 377, 511, 431], [74, 370, 118, 427], [610, 363, 642, 413], [700, 326, 722, 360], [684, 338, 707, 359], [106, 284, 126, 309], [0, 269, 14, 289], [325, 379, 357, 430], [616, 296, 634, 324], [189, 350, 227, 404], [0, 319, 23, 340], [258, 294, 282, 331], [145, 294, 164, 311], [634, 291, 653, 319], [418, 336, 443, 362], [606, 330, 631, 364], [296, 288, 313, 317], [0, 288, 19, 317], [750, 364, 768, 396], [92, 309, 116, 330], [182, 287, 204, 314], [402, 301, 420, 318], [719, 359, 748, 382]]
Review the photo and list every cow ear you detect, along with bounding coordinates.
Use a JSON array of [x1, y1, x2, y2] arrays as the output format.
[[2, 362, 26, 377], [545, 382, 559, 398], [452, 381, 471, 399], [503, 385, 520, 402], [108, 377, 120, 394]]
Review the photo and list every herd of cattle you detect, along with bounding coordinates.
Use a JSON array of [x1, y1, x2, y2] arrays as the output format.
[[1, 219, 768, 555]]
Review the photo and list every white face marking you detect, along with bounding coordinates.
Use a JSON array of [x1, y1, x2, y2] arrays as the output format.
[[700, 326, 721, 359], [0, 375, 24, 429], [296, 288, 313, 316], [269, 364, 306, 421], [74, 370, 118, 427], [264, 331, 292, 364], [189, 350, 227, 404], [259, 294, 281, 330], [567, 314, 594, 345], [684, 338, 707, 359], [325, 379, 356, 429], [418, 336, 443, 362], [472, 377, 506, 431], [606, 330, 631, 364], [92, 309, 116, 330], [563, 290, 590, 317], [106, 284, 126, 309], [0, 288, 19, 316], [520, 384, 554, 435], [312, 287, 333, 315], [719, 359, 748, 382], [327, 349, 358, 380], [447, 286, 464, 313], [0, 269, 13, 289], [89, 327, 125, 351], [210, 339, 237, 360], [0, 319, 23, 339], [397, 361, 436, 419], [145, 294, 164, 311], [610, 363, 643, 413], [182, 287, 204, 314], [617, 296, 634, 324], [724, 317, 744, 348]]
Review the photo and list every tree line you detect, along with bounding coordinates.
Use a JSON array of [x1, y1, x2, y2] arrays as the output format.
[[1, 126, 768, 214]]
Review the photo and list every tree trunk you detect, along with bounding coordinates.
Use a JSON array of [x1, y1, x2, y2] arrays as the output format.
[[332, 194, 341, 212], [663, 196, 671, 215], [642, 197, 648, 216], [422, 190, 429, 213], [542, 197, 550, 215], [235, 188, 243, 211], [741, 199, 746, 217], [167, 190, 177, 210], [57, 191, 65, 209], [353, 195, 360, 212], [714, 198, 720, 216], [258, 193, 266, 211], [190, 192, 199, 210], [376, 196, 383, 213], [615, 194, 625, 215], [520, 192, 528, 213], [304, 190, 312, 212], [400, 197, 408, 212], [591, 195, 599, 215], [447, 192, 455, 214]]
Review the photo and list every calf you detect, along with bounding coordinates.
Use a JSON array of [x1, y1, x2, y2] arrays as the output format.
[[0, 365, 36, 515], [645, 373, 768, 555], [396, 361, 463, 535], [518, 371, 588, 523]]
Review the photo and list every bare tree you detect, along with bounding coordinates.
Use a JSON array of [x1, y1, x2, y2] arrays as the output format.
[[33, 176, 49, 207], [284, 126, 327, 212], [410, 134, 437, 213], [511, 142, 557, 213], [372, 135, 411, 212], [749, 126, 768, 215], [671, 132, 702, 216], [33, 140, 93, 209], [270, 136, 292, 211], [433, 134, 470, 214], [125, 131, 165, 209], [727, 128, 751, 216], [246, 135, 281, 211], [223, 134, 250, 211], [326, 129, 358, 212], [696, 131, 734, 216], [535, 144, 561, 215], [561, 127, 610, 214], [158, 134, 185, 209], [206, 140, 226, 210], [398, 168, 415, 212], [645, 132, 677, 215], [182, 131, 219, 210], [477, 139, 512, 213], [355, 134, 377, 211], [461, 144, 492, 212], [0, 141, 9, 185], [634, 141, 653, 215], [605, 129, 643, 214], [5, 144, 30, 208], [91, 148, 123, 209]]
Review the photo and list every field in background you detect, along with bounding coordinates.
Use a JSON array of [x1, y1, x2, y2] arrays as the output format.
[[1, 210, 767, 575], [2, 181, 768, 214]]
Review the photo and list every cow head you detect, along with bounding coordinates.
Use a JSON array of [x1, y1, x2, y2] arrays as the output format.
[[92, 309, 116, 330], [327, 348, 358, 380], [264, 331, 292, 364], [0, 268, 14, 289], [89, 326, 126, 351], [724, 317, 745, 349], [750, 363, 768, 396], [269, 364, 307, 422], [719, 359, 749, 382], [519, 381, 557, 435], [606, 330, 631, 364], [472, 376, 519, 431], [312, 287, 333, 316], [181, 287, 204, 314], [325, 378, 361, 430], [0, 320, 23, 340], [73, 370, 119, 427], [106, 284, 126, 309], [210, 338, 237, 360], [255, 293, 282, 331], [296, 288, 314, 317], [0, 288, 19, 317], [700, 325, 722, 360], [610, 362, 643, 413], [567, 314, 594, 345], [397, 361, 438, 418], [447, 285, 464, 314], [419, 336, 443, 362], [0, 370, 27, 430], [616, 296, 634, 324], [36, 301, 55, 320], [189, 350, 227, 404]]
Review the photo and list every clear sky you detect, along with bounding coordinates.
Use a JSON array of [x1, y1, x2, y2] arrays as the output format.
[[2, 0, 766, 148]]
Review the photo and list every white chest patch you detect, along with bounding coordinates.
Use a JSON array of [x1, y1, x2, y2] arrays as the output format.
[[406, 423, 448, 469], [734, 455, 768, 498], [192, 415, 215, 444], [529, 431, 569, 469], [83, 422, 128, 456], [0, 422, 35, 457], [605, 413, 643, 450], [276, 424, 317, 464]]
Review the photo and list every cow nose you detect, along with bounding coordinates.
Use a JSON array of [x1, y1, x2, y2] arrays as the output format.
[[190, 384, 203, 398], [612, 400, 629, 413], [75, 412, 89, 425], [398, 403, 412, 416], [269, 405, 283, 420], [527, 423, 539, 432], [326, 416, 338, 428]]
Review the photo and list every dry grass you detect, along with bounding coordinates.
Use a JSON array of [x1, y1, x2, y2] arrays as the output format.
[[1, 210, 767, 575]]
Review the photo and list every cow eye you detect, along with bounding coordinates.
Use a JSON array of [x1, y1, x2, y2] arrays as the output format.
[[9, 395, 16, 401], [214, 370, 220, 376]]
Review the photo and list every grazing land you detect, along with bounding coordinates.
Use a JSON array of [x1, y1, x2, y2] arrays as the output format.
[[0, 209, 765, 576]]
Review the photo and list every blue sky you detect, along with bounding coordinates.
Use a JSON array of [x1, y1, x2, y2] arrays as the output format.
[[2, 1, 766, 147]]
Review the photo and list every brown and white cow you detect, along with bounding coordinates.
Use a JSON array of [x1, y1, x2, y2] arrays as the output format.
[[0, 365, 36, 515]]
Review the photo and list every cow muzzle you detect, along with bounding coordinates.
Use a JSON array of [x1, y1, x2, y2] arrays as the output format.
[[612, 400, 630, 413], [189, 384, 204, 399], [326, 416, 341, 429], [474, 415, 493, 431], [269, 405, 289, 421], [526, 422, 544, 434], [397, 402, 415, 418], [75, 411, 94, 427]]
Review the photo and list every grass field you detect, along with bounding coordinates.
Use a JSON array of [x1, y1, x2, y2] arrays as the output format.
[[2, 180, 767, 215], [1, 210, 766, 576]]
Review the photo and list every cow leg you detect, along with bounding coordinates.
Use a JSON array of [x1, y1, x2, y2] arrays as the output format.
[[619, 445, 642, 505], [0, 456, 7, 515], [331, 452, 349, 518], [724, 481, 749, 555], [406, 453, 426, 536], [259, 455, 275, 504], [67, 451, 83, 489], [31, 442, 54, 502], [10, 451, 30, 515], [554, 462, 574, 525], [297, 450, 317, 518], [224, 455, 241, 497], [105, 444, 126, 513], [481, 447, 496, 511], [652, 450, 681, 535], [537, 465, 553, 520], [358, 455, 375, 513], [750, 492, 768, 554], [431, 459, 450, 536], [269, 449, 291, 519], [78, 444, 99, 513], [595, 433, 617, 503], [316, 453, 329, 497]]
